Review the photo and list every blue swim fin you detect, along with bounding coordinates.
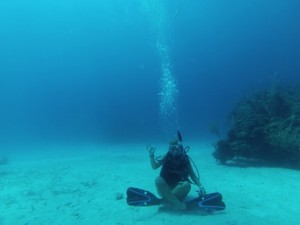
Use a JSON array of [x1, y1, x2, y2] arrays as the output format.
[[126, 187, 162, 206], [186, 192, 226, 211]]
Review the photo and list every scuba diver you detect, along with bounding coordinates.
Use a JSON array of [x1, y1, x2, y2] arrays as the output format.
[[147, 132, 206, 210]]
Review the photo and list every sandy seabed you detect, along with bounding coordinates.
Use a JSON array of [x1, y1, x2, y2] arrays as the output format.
[[1, 142, 300, 225]]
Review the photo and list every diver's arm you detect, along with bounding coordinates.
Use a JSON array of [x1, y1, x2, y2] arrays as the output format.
[[149, 154, 165, 170], [188, 161, 203, 187], [188, 161, 206, 196], [147, 144, 164, 170]]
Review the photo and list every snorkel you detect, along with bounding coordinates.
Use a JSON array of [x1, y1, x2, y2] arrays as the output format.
[[177, 130, 183, 142]]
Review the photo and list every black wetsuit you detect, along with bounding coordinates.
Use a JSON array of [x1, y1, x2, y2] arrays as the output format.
[[160, 152, 190, 189]]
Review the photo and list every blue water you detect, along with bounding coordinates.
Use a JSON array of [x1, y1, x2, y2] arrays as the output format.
[[1, 0, 300, 147]]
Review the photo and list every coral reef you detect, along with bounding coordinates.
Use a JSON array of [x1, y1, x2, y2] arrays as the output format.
[[213, 86, 300, 168]]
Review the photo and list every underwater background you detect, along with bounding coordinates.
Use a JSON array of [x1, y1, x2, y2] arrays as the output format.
[[1, 0, 300, 148]]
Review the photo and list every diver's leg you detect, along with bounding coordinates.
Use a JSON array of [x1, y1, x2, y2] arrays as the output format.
[[155, 176, 185, 210], [172, 181, 191, 200]]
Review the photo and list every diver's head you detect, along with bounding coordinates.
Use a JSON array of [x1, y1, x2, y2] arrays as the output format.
[[168, 139, 184, 157]]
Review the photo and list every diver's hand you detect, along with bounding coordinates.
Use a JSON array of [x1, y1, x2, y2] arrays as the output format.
[[198, 186, 206, 198], [146, 143, 156, 156]]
